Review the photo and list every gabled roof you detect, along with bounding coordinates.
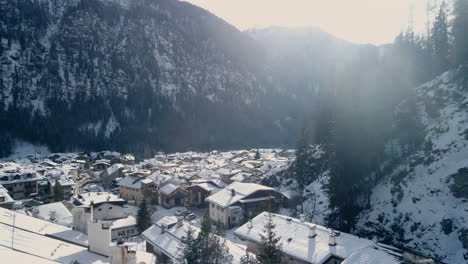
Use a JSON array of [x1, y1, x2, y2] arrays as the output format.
[[234, 212, 401, 264], [159, 183, 180, 196], [205, 182, 275, 208]]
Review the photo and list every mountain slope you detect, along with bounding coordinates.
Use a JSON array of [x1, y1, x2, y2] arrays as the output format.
[[356, 66, 468, 263], [0, 0, 301, 154]]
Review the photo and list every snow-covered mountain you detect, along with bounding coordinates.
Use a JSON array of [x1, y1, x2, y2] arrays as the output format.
[[268, 67, 468, 263], [356, 66, 468, 263], [0, 0, 311, 154]]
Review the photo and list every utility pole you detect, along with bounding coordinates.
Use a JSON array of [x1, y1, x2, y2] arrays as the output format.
[[11, 212, 16, 249], [3, 212, 16, 249]]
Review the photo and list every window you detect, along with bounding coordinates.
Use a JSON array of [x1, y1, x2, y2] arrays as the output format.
[[109, 207, 113, 210], [98, 208, 102, 211]]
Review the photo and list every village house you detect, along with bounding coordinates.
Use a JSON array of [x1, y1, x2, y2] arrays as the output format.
[[234, 212, 420, 264], [142, 216, 244, 263], [101, 163, 125, 185], [205, 182, 284, 228], [159, 183, 188, 208], [71, 192, 127, 234], [0, 168, 46, 200], [52, 177, 75, 199], [118, 175, 158, 203], [186, 181, 220, 207]]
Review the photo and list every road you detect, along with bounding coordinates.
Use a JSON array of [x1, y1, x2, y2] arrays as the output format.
[[72, 171, 101, 196]]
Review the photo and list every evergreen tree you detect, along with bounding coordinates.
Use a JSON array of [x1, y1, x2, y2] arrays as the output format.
[[431, 1, 450, 74], [53, 181, 64, 202], [136, 199, 152, 234], [254, 149, 260, 160], [240, 252, 259, 264], [181, 227, 199, 263], [452, 0, 468, 65], [294, 127, 311, 187], [255, 213, 284, 264], [182, 213, 233, 264]]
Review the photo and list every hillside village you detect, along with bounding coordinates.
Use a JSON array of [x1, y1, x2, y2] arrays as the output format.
[[0, 147, 436, 263]]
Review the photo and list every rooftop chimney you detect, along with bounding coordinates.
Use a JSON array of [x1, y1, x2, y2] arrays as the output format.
[[329, 230, 337, 246], [299, 214, 305, 222], [177, 217, 183, 228], [247, 220, 253, 229], [231, 189, 235, 197], [161, 224, 167, 234], [107, 196, 110, 201], [309, 225, 317, 238]]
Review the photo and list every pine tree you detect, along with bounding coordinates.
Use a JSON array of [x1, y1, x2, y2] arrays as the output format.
[[452, 0, 468, 65], [182, 213, 233, 264], [294, 127, 310, 187], [240, 252, 259, 264], [53, 181, 64, 201], [431, 1, 450, 74], [255, 213, 284, 264], [136, 199, 152, 234], [254, 149, 260, 160]]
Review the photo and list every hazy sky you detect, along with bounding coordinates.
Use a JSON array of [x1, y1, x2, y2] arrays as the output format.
[[183, 0, 434, 44]]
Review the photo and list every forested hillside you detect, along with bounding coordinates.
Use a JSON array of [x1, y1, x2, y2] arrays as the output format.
[[0, 0, 307, 156]]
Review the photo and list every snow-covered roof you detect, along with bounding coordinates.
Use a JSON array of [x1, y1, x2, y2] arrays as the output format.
[[110, 216, 137, 230], [29, 202, 73, 227], [117, 175, 143, 189], [105, 164, 123, 175], [0, 246, 61, 264], [73, 192, 125, 207], [142, 217, 245, 263], [234, 212, 401, 264], [0, 222, 108, 264], [160, 183, 179, 195], [142, 217, 193, 259], [205, 182, 275, 208], [192, 182, 220, 193], [341, 246, 401, 264], [0, 207, 88, 247]]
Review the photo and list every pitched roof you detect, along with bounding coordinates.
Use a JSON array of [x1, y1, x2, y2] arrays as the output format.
[[159, 183, 179, 196], [142, 217, 245, 263], [0, 223, 108, 264], [0, 207, 88, 247], [28, 202, 73, 227], [205, 182, 274, 208], [234, 212, 401, 264], [117, 175, 143, 189]]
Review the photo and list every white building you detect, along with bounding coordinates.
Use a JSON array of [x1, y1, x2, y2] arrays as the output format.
[[234, 212, 403, 264], [71, 192, 127, 234]]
